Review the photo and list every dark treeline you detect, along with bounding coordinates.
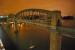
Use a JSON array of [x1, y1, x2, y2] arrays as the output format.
[[62, 16, 75, 20]]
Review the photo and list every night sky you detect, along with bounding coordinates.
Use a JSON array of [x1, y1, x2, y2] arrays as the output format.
[[0, 0, 75, 16]]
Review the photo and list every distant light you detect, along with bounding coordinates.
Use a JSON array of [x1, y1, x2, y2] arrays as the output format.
[[0, 16, 8, 18], [10, 22, 14, 24], [0, 16, 3, 18], [29, 45, 35, 49]]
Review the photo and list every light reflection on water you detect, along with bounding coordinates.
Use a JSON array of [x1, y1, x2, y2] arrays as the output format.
[[7, 23, 50, 50], [2, 19, 75, 50]]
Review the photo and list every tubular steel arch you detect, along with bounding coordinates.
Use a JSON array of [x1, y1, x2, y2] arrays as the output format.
[[15, 9, 49, 20], [15, 9, 61, 24]]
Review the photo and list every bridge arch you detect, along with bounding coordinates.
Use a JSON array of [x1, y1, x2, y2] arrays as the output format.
[[15, 9, 61, 24], [15, 9, 49, 21]]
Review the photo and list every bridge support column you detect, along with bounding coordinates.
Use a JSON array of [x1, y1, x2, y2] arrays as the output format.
[[50, 12, 61, 50], [50, 31, 61, 50]]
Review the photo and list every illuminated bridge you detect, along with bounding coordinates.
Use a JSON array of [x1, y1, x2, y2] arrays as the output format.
[[0, 9, 75, 50]]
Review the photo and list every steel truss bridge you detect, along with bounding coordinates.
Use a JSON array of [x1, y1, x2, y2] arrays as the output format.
[[1, 9, 75, 50]]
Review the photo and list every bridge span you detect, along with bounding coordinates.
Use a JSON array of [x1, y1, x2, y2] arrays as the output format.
[[0, 9, 75, 50]]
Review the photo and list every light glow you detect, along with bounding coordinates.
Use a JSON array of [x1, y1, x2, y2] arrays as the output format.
[[0, 39, 5, 50]]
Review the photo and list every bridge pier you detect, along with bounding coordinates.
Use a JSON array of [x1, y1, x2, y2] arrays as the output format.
[[50, 31, 61, 50], [49, 11, 61, 50]]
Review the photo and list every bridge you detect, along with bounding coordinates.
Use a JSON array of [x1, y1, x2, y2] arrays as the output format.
[[0, 9, 75, 50]]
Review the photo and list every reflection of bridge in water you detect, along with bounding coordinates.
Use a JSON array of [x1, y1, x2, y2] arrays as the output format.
[[0, 9, 75, 50]]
